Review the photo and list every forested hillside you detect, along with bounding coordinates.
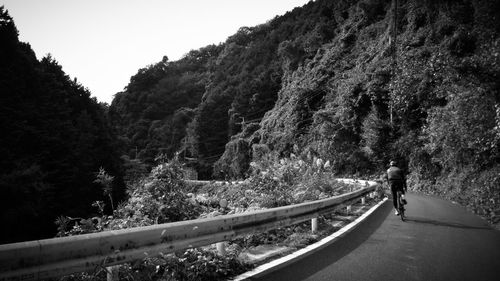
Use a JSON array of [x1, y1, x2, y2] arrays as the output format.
[[110, 0, 343, 177], [109, 45, 221, 166], [0, 7, 125, 243], [110, 0, 499, 224], [253, 0, 500, 222]]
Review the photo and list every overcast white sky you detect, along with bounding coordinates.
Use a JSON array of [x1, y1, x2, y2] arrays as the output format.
[[1, 0, 311, 104]]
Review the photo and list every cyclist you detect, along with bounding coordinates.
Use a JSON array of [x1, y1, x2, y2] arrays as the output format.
[[385, 160, 407, 215]]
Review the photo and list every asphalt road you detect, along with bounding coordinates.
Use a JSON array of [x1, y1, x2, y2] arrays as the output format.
[[251, 193, 500, 281]]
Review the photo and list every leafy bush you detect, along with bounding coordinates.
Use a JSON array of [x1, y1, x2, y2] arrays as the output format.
[[56, 160, 250, 281], [58, 248, 250, 281], [424, 86, 499, 170], [118, 249, 251, 281], [199, 152, 353, 213], [56, 159, 201, 236]]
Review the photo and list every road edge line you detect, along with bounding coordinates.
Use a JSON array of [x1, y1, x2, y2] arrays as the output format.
[[232, 197, 388, 281]]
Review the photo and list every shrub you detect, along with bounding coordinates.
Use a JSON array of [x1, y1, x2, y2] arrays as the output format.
[[126, 249, 251, 281], [56, 159, 202, 235], [424, 86, 498, 170]]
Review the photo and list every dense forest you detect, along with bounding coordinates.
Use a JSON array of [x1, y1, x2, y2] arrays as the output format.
[[1, 0, 499, 244], [0, 7, 125, 243], [110, 0, 500, 224]]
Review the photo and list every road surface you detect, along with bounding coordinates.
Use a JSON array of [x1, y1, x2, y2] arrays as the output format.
[[251, 193, 500, 281]]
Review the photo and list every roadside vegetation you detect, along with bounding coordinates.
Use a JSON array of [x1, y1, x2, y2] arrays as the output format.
[[55, 153, 374, 281]]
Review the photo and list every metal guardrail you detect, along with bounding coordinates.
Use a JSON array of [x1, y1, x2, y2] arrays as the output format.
[[0, 180, 377, 281]]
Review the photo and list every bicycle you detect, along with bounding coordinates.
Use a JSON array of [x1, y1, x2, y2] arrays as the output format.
[[396, 190, 406, 221]]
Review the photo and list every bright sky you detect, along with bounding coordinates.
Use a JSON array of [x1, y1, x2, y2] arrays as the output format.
[[1, 0, 311, 104]]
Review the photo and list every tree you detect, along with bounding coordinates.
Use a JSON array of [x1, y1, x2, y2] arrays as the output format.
[[0, 8, 125, 243], [94, 168, 115, 210], [425, 87, 499, 170]]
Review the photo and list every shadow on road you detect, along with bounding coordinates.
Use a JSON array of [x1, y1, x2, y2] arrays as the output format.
[[405, 217, 491, 230], [253, 200, 393, 281]]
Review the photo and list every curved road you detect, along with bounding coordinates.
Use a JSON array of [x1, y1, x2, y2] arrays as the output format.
[[251, 193, 500, 281]]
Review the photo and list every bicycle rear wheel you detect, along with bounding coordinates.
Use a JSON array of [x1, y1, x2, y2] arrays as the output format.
[[397, 191, 405, 221]]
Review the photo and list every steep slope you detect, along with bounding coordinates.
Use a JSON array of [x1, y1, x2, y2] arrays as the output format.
[[224, 0, 500, 222], [108, 0, 499, 223], [184, 0, 345, 178], [259, 0, 499, 170], [108, 0, 344, 178]]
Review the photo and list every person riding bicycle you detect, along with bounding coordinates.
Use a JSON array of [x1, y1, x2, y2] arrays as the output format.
[[385, 160, 407, 215]]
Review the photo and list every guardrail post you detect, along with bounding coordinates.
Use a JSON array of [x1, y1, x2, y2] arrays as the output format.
[[311, 218, 318, 233], [216, 242, 226, 255], [216, 199, 228, 256], [106, 265, 119, 281]]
